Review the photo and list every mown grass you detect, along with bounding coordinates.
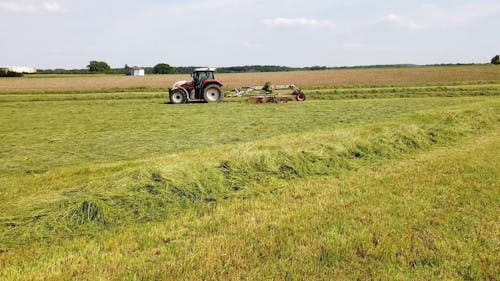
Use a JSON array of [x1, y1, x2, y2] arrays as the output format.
[[1, 80, 498, 103], [0, 73, 499, 280], [306, 82, 500, 100], [0, 106, 498, 280], [2, 96, 498, 175]]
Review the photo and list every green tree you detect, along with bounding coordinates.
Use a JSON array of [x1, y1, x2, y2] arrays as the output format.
[[491, 55, 500, 65], [87, 60, 111, 72], [153, 63, 174, 74]]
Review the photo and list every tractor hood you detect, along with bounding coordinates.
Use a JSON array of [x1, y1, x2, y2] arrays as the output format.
[[172, 80, 188, 89]]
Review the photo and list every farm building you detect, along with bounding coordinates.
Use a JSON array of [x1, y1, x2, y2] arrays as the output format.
[[124, 66, 145, 76], [0, 66, 37, 74]]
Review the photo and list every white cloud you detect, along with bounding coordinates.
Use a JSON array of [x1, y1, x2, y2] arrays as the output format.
[[261, 17, 336, 28], [378, 14, 423, 31], [420, 3, 500, 27], [0, 0, 63, 13], [42, 1, 61, 12]]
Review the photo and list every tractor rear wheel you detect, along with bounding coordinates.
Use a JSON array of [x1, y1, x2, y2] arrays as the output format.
[[203, 84, 223, 103], [169, 89, 187, 104]]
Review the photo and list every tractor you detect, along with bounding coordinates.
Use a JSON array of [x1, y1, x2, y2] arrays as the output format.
[[169, 67, 224, 104]]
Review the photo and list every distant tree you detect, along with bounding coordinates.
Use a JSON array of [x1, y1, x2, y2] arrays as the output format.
[[0, 71, 23, 77], [124, 64, 132, 75], [87, 60, 111, 72], [153, 63, 174, 74], [491, 55, 500, 65]]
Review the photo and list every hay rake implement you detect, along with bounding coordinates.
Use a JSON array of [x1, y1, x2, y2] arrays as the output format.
[[229, 83, 306, 103]]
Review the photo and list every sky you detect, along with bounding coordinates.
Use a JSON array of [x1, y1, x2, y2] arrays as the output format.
[[0, 0, 499, 69]]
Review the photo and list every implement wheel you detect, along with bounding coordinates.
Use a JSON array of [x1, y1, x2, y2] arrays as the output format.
[[295, 92, 306, 102]]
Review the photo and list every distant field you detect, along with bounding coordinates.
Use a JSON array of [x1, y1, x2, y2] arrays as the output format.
[[0, 66, 499, 280], [0, 65, 499, 93]]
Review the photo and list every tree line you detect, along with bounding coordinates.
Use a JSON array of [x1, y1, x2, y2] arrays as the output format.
[[35, 63, 420, 75], [37, 63, 333, 75], [34, 55, 500, 75]]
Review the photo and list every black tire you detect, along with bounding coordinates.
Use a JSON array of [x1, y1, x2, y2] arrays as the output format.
[[169, 89, 187, 104], [203, 84, 223, 103]]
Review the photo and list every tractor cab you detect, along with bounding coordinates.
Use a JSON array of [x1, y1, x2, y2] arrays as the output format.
[[192, 68, 216, 91]]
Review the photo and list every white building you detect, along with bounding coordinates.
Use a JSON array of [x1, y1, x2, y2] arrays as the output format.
[[0, 66, 37, 74], [125, 66, 145, 76]]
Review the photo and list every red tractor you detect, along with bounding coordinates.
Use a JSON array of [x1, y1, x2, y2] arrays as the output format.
[[169, 67, 224, 104]]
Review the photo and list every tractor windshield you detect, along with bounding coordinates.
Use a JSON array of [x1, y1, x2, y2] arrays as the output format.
[[193, 71, 215, 88], [194, 71, 214, 81]]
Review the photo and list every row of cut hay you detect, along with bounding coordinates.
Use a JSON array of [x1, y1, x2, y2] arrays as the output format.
[[307, 85, 500, 100], [2, 84, 499, 103], [1, 106, 498, 248], [0, 92, 166, 103]]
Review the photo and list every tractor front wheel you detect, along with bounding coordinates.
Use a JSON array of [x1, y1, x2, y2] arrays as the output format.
[[203, 84, 223, 103], [169, 89, 187, 104]]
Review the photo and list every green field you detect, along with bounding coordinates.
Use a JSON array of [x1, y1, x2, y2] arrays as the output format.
[[0, 69, 499, 280]]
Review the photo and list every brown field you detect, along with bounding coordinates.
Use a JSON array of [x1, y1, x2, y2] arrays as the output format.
[[0, 65, 499, 93]]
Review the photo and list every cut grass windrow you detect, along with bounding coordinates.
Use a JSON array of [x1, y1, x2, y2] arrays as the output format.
[[0, 92, 166, 103], [1, 129, 499, 280], [1, 82, 498, 103], [0, 105, 498, 249], [307, 84, 500, 100]]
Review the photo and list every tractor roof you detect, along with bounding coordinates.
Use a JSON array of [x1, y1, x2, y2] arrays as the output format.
[[194, 67, 216, 72]]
